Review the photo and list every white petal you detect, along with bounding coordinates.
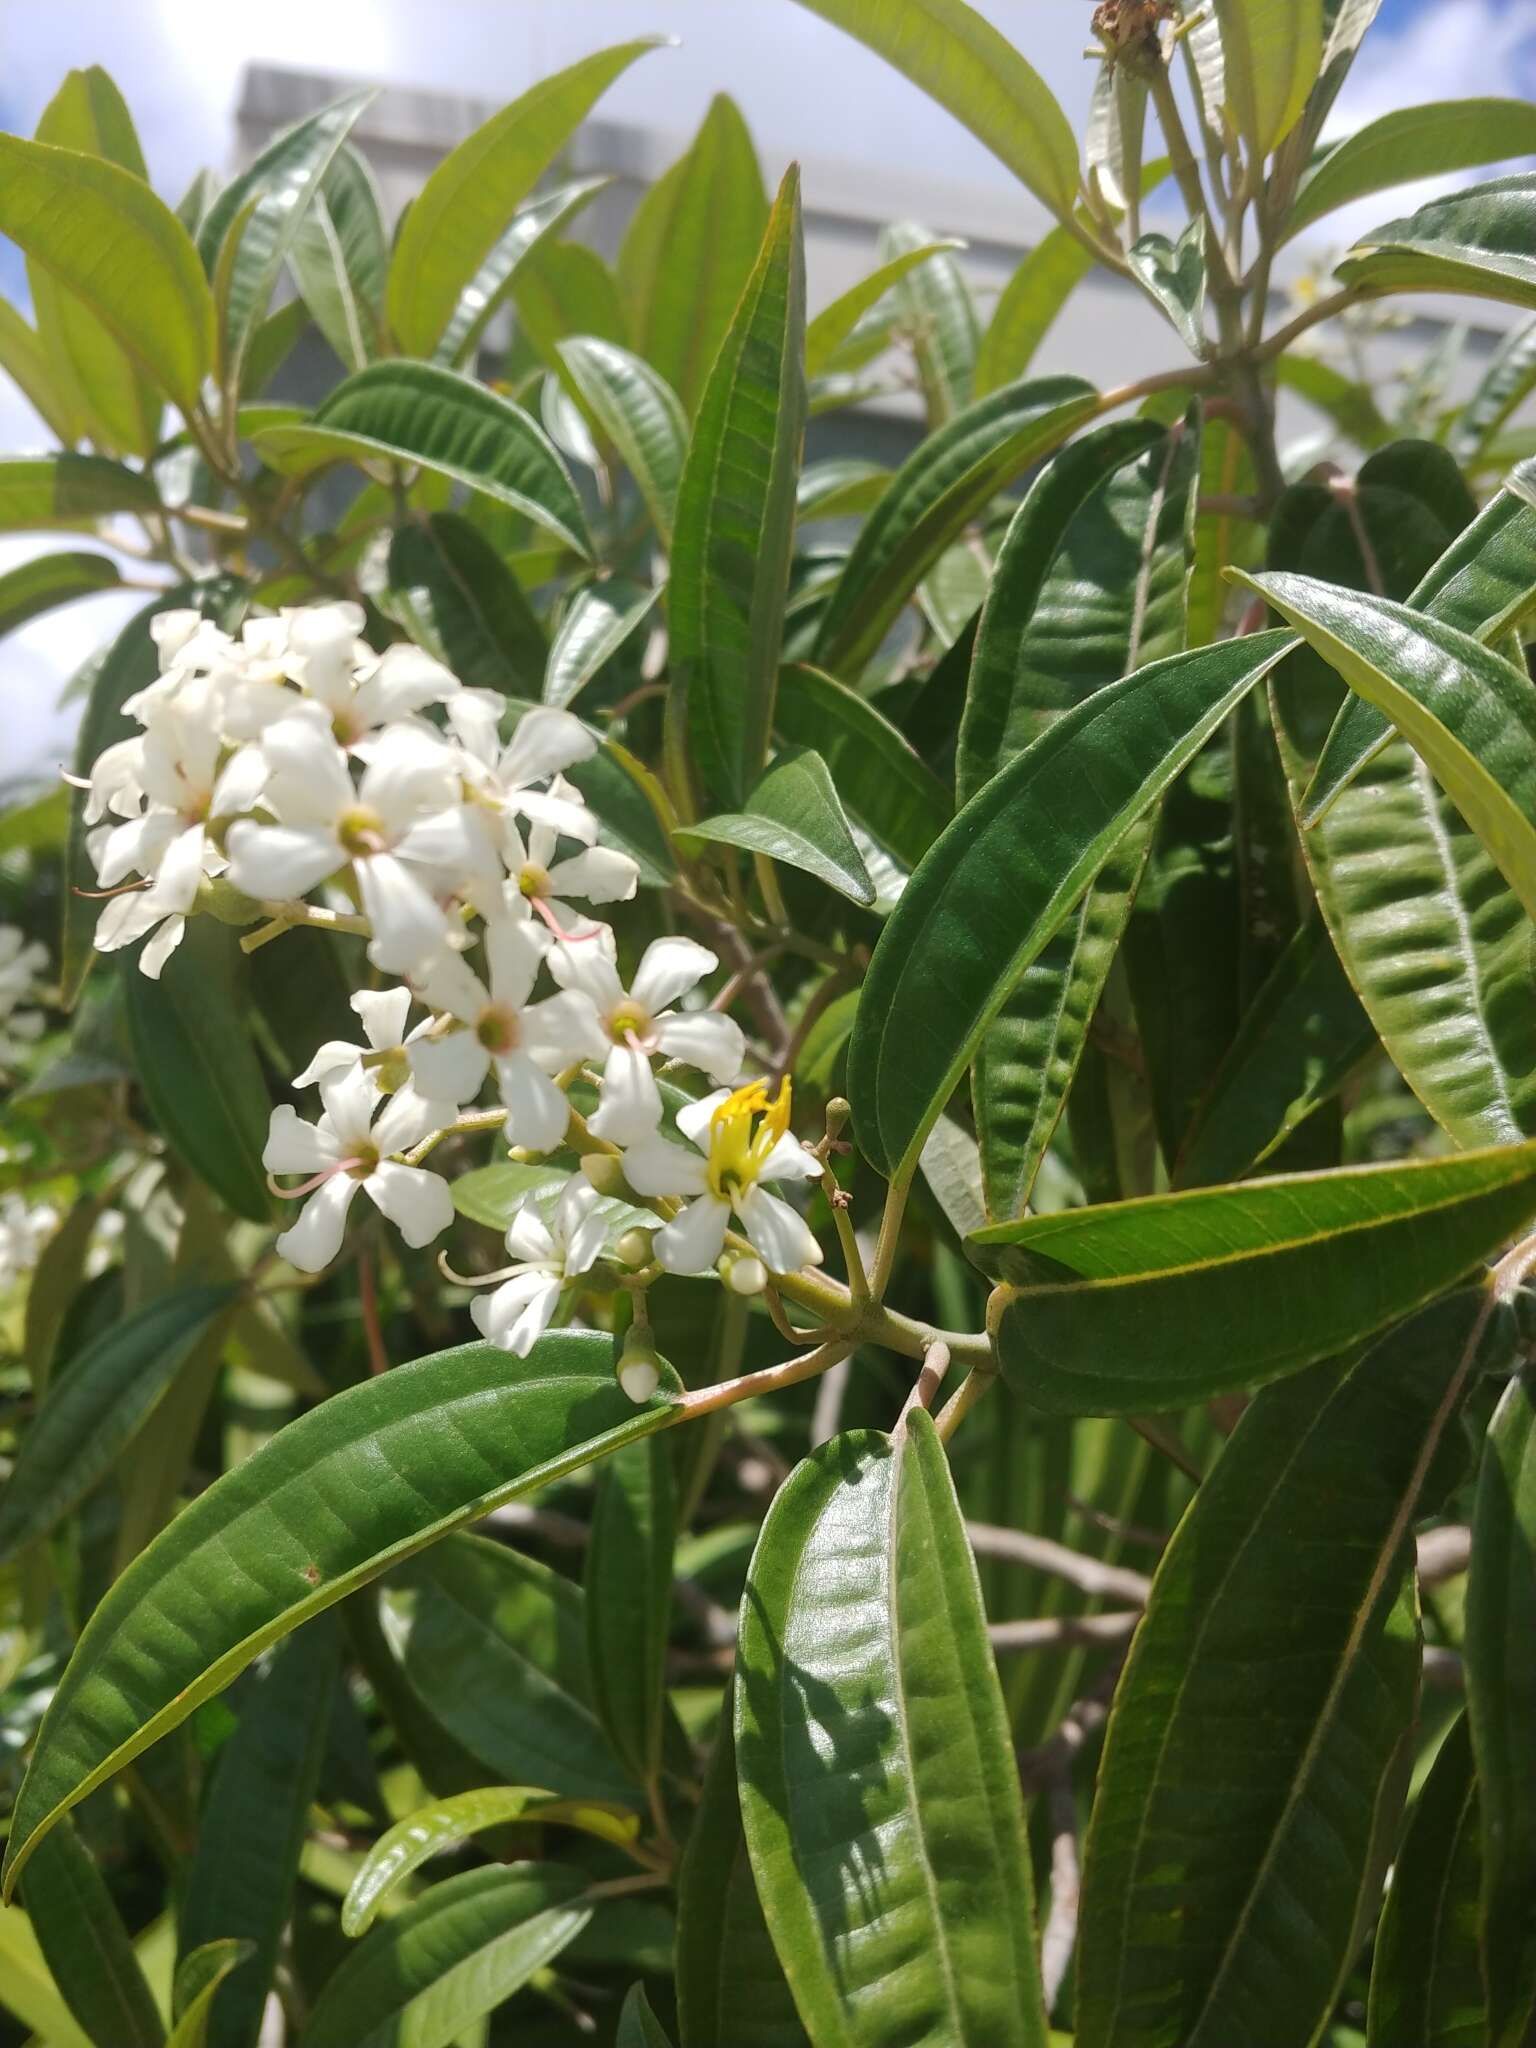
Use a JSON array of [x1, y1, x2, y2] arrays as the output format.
[[676, 1088, 731, 1150], [151, 823, 207, 914], [505, 1206, 557, 1262], [564, 1205, 613, 1276], [317, 1062, 378, 1146], [359, 729, 460, 836], [264, 1103, 343, 1174], [499, 706, 596, 788], [653, 1194, 730, 1275], [632, 936, 717, 1013], [736, 1184, 823, 1273], [415, 949, 488, 1023], [352, 986, 412, 1050], [358, 853, 454, 974], [290, 1039, 365, 1089], [545, 937, 625, 1011], [276, 1175, 359, 1272], [513, 787, 599, 846], [139, 914, 187, 978], [95, 811, 179, 889], [394, 806, 502, 884], [359, 643, 459, 719], [544, 845, 640, 906], [409, 1030, 490, 1105], [92, 889, 168, 956], [759, 1132, 823, 1182], [259, 714, 354, 819], [653, 1009, 746, 1085], [365, 1161, 455, 1247], [587, 1043, 662, 1146], [471, 1271, 562, 1356], [621, 1134, 709, 1200], [495, 1052, 572, 1153], [484, 917, 546, 1012], [373, 1086, 454, 1156], [225, 821, 342, 901], [446, 689, 503, 764], [522, 989, 607, 1071], [210, 744, 268, 818]]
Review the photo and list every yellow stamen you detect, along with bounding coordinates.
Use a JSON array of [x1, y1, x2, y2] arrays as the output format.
[[707, 1079, 793, 1201]]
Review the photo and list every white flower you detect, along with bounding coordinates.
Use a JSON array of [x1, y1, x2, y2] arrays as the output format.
[[549, 935, 744, 1145], [286, 603, 459, 748], [0, 1191, 59, 1290], [0, 926, 48, 1061], [499, 793, 639, 939], [291, 986, 445, 1132], [619, 1080, 822, 1277], [264, 1063, 456, 1273], [409, 918, 606, 1149], [449, 699, 598, 851], [225, 714, 466, 974], [467, 1178, 610, 1355]]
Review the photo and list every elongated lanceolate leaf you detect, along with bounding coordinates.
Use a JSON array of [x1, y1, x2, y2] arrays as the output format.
[[0, 455, 158, 533], [383, 512, 546, 692], [813, 375, 1099, 676], [847, 630, 1293, 1182], [387, 39, 661, 356], [1338, 173, 1536, 311], [1366, 1714, 1485, 2048], [167, 1943, 256, 2048], [558, 337, 687, 541], [620, 1986, 677, 2048], [975, 227, 1091, 397], [1467, 1366, 1536, 2047], [1452, 320, 1536, 462], [254, 359, 590, 555], [681, 747, 875, 906], [1076, 1286, 1509, 2048], [668, 167, 805, 810], [289, 143, 388, 373], [805, 239, 963, 380], [1288, 98, 1536, 242], [774, 663, 949, 877], [0, 551, 120, 639], [1, 1332, 681, 1897], [545, 581, 660, 710], [0, 297, 76, 444], [737, 1412, 1049, 2047], [880, 220, 978, 423], [585, 1435, 676, 1784], [1214, 0, 1324, 158], [22, 1819, 165, 2048], [980, 1138, 1536, 1413], [434, 177, 608, 371]]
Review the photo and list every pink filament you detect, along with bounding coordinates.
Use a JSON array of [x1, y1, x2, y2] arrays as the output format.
[[530, 896, 602, 943], [269, 1158, 362, 1200]]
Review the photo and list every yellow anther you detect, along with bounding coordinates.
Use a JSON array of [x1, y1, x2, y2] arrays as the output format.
[[706, 1079, 793, 1200]]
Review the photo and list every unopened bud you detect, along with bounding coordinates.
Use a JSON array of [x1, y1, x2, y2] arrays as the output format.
[[616, 1328, 662, 1405], [613, 1227, 653, 1268], [581, 1153, 630, 1198], [720, 1251, 766, 1297], [824, 1097, 851, 1142], [198, 877, 264, 926]]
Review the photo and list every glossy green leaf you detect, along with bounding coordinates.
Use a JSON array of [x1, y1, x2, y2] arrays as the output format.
[[1214, 0, 1324, 157], [383, 511, 547, 692], [343, 1785, 640, 1939], [585, 1436, 676, 1783], [805, 239, 963, 380], [1, 1331, 681, 1897], [29, 69, 160, 458], [1246, 571, 1536, 921], [974, 226, 1091, 398], [1366, 1715, 1485, 2048], [668, 166, 805, 809], [289, 142, 387, 373], [738, 1411, 1048, 2047], [0, 296, 76, 443], [434, 176, 608, 371], [253, 360, 590, 556], [166, 1942, 256, 2048], [388, 39, 661, 357], [198, 93, 371, 385], [178, 1619, 339, 2048], [450, 1159, 568, 1230], [123, 919, 272, 1223], [0, 549, 120, 639], [1289, 99, 1536, 242], [1338, 173, 1536, 312], [567, 738, 680, 889], [304, 1863, 592, 2048], [980, 1137, 1536, 1413], [797, 457, 889, 522], [545, 580, 661, 710], [0, 133, 212, 416], [22, 1817, 164, 2048], [849, 630, 1292, 1181], [682, 748, 875, 906], [813, 375, 1099, 676], [620, 1985, 677, 2048], [879, 220, 979, 423], [1076, 1286, 1507, 2048], [0, 1907, 93, 2048], [1467, 1365, 1536, 2047], [791, 0, 1078, 220], [0, 1284, 233, 1564], [774, 663, 950, 876], [620, 94, 768, 417], [1171, 912, 1373, 1188], [1452, 317, 1536, 462], [1129, 220, 1208, 354], [0, 452, 159, 530], [559, 337, 687, 542], [676, 1706, 808, 2048], [513, 243, 631, 409]]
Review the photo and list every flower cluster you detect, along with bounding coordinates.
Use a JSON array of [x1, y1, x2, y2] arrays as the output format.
[[77, 602, 825, 1371], [0, 925, 49, 1065]]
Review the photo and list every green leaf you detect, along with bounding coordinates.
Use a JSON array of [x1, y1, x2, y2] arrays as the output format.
[[0, 1907, 93, 2048], [681, 747, 875, 906], [797, 457, 890, 522], [813, 375, 1099, 676], [289, 142, 387, 374], [1245, 571, 1536, 922], [668, 166, 806, 809], [805, 239, 963, 381], [0, 296, 76, 443], [343, 1785, 641, 1939], [979, 1138, 1536, 1413], [450, 1159, 568, 1230], [0, 452, 159, 530], [774, 663, 950, 877], [676, 1706, 808, 2048], [1214, 0, 1324, 158], [1171, 911, 1374, 1188], [178, 1620, 339, 2048], [544, 580, 661, 710], [123, 919, 272, 1223], [1338, 173, 1536, 313], [585, 1436, 676, 1783], [879, 220, 979, 424], [791, 0, 1079, 220], [1075, 1286, 1506, 2048], [567, 738, 680, 889], [1467, 1364, 1536, 2046], [619, 94, 769, 416], [0, 132, 212, 417], [848, 630, 1293, 1182], [1288, 99, 1536, 242], [21, 1818, 165, 2048], [1366, 1714, 1485, 2048], [620, 1985, 677, 2048], [1128, 220, 1208, 354], [435, 177, 609, 371], [0, 1331, 681, 1897], [383, 511, 547, 692], [387, 38, 662, 357], [1452, 317, 1536, 462], [974, 226, 1091, 398], [737, 1411, 1049, 2047], [239, 298, 309, 400], [559, 337, 688, 542], [1275, 353, 1393, 452], [252, 360, 590, 556], [29, 69, 160, 458], [0, 1284, 233, 1564], [303, 1863, 592, 2048], [166, 1942, 256, 2048], [511, 241, 630, 396], [0, 549, 120, 639]]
